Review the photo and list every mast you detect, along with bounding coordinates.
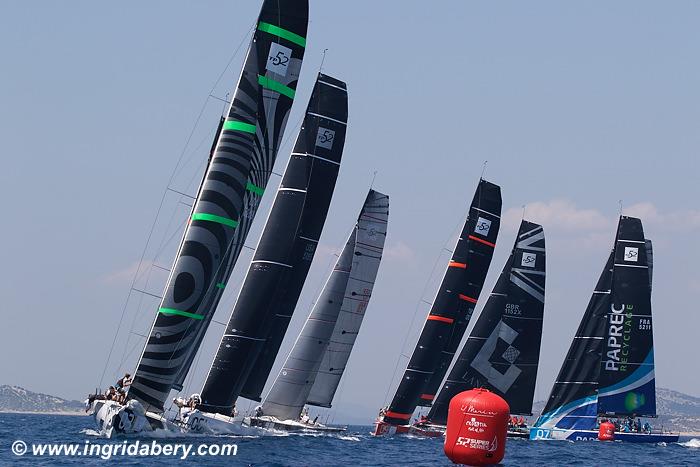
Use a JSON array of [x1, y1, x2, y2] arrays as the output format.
[[428, 221, 546, 425], [597, 216, 656, 417], [198, 73, 348, 415], [261, 190, 388, 421], [382, 180, 501, 426], [128, 0, 309, 413], [534, 251, 613, 430]]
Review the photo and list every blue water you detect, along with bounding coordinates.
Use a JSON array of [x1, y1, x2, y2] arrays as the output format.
[[1, 413, 698, 465]]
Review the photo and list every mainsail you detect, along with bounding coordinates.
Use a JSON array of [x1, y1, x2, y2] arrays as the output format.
[[261, 190, 389, 421], [597, 217, 656, 416], [428, 221, 546, 425], [383, 179, 501, 426], [128, 0, 308, 413], [534, 216, 656, 431], [198, 73, 348, 415]]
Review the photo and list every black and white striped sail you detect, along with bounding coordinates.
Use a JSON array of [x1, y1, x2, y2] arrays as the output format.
[[428, 221, 546, 424], [261, 190, 388, 421], [383, 180, 501, 426], [198, 73, 348, 415], [128, 0, 308, 413]]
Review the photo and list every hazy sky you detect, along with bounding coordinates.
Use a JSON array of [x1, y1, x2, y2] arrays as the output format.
[[1, 1, 698, 424]]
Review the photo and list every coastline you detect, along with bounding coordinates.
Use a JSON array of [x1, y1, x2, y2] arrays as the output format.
[[0, 410, 84, 416]]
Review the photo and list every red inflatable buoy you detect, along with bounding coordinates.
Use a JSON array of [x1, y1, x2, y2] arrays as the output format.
[[444, 388, 509, 466], [598, 421, 615, 441]]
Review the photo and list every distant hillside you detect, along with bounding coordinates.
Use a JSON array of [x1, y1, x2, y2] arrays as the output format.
[[532, 387, 700, 433], [0, 385, 83, 413]]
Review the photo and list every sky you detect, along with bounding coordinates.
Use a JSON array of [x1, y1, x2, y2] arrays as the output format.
[[1, 1, 698, 424]]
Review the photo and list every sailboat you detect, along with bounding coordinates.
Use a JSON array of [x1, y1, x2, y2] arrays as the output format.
[[373, 179, 501, 436], [87, 0, 309, 437], [177, 72, 349, 434], [530, 216, 679, 443], [409, 220, 546, 438], [247, 190, 389, 432]]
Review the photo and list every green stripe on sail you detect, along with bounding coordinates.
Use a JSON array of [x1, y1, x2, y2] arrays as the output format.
[[191, 212, 239, 228], [257, 21, 306, 48], [257, 75, 295, 99], [223, 120, 256, 133], [159, 308, 203, 320], [246, 181, 264, 196], [215, 282, 226, 289]]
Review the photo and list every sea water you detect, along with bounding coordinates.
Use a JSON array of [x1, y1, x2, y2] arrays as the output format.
[[0, 413, 698, 465]]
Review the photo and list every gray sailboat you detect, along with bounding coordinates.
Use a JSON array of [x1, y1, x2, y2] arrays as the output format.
[[248, 190, 389, 432]]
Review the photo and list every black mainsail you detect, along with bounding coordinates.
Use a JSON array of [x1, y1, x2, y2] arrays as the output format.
[[260, 190, 389, 421], [198, 73, 348, 415], [597, 217, 656, 416], [382, 179, 501, 426], [428, 220, 546, 424], [128, 0, 308, 413]]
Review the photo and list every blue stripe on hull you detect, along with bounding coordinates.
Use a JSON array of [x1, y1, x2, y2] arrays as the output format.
[[530, 427, 678, 443]]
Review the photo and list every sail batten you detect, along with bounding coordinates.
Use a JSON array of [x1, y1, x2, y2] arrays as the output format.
[[197, 72, 347, 415], [382, 180, 501, 425], [128, 0, 309, 413]]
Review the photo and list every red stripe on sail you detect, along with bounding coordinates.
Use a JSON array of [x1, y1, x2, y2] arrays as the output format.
[[427, 315, 454, 324], [458, 294, 478, 304], [385, 411, 412, 420], [420, 394, 435, 400], [449, 261, 467, 269], [468, 235, 496, 248]]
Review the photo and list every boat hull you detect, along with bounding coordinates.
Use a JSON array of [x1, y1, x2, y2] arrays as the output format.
[[529, 427, 679, 443], [179, 409, 254, 435], [371, 419, 443, 437], [88, 400, 173, 438], [246, 416, 346, 433]]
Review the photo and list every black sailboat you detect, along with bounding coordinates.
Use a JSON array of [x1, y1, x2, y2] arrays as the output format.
[[195, 73, 348, 421], [425, 220, 546, 436], [87, 0, 309, 437], [531, 216, 678, 443], [373, 179, 501, 435]]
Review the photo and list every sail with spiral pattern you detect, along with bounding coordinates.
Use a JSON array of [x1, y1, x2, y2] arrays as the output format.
[[128, 0, 308, 413]]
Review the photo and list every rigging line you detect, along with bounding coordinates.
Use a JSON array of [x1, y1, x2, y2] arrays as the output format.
[[481, 160, 488, 179], [208, 93, 232, 106], [167, 187, 196, 199], [319, 48, 328, 73]]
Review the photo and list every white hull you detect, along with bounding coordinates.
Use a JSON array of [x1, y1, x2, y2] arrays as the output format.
[[87, 399, 177, 438], [246, 415, 346, 433], [178, 408, 256, 435]]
